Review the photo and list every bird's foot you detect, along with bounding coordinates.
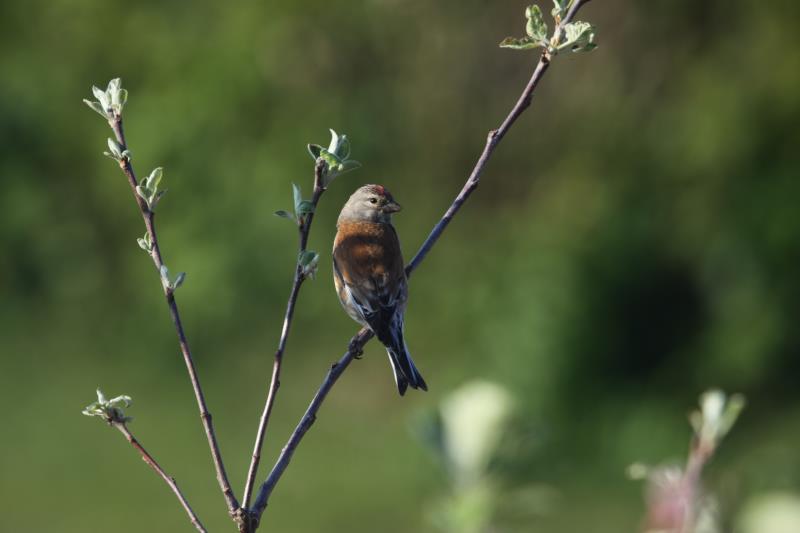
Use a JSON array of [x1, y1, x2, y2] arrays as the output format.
[[349, 338, 365, 359]]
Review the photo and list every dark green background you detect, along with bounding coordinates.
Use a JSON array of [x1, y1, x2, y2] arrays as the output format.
[[2, 0, 799, 531]]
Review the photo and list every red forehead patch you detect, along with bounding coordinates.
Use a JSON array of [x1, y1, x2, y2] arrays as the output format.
[[374, 185, 385, 195]]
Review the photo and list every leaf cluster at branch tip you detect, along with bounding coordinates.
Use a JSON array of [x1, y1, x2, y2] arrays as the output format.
[[307, 129, 361, 188], [82, 389, 133, 423], [83, 78, 128, 120], [499, 2, 597, 55]]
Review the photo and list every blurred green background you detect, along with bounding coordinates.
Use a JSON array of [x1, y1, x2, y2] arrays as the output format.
[[2, 0, 799, 531]]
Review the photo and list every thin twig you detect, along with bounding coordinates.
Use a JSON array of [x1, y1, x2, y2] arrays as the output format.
[[111, 420, 208, 533], [248, 0, 594, 526], [407, 0, 592, 277], [108, 116, 240, 516], [249, 328, 373, 526], [241, 161, 327, 514]]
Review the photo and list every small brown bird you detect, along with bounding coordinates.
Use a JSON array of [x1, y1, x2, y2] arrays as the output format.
[[333, 184, 427, 395]]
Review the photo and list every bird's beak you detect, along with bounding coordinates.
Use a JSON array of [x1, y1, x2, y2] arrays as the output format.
[[383, 201, 402, 213]]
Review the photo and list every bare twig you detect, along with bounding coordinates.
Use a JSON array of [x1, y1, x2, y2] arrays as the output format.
[[407, 0, 592, 277], [249, 328, 373, 526], [111, 420, 208, 533], [247, 0, 594, 526], [108, 116, 240, 516], [241, 160, 327, 513]]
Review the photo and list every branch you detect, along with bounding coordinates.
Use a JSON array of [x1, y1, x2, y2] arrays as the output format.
[[249, 328, 373, 526], [106, 113, 240, 516], [408, 0, 593, 277], [111, 420, 208, 533], [241, 160, 326, 512], [248, 0, 595, 526]]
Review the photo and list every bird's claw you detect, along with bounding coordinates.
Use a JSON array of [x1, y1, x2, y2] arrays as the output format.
[[349, 339, 364, 359]]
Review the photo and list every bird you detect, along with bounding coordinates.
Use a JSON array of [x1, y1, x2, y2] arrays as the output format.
[[332, 184, 428, 395]]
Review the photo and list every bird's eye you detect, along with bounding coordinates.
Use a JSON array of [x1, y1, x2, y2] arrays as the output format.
[[369, 198, 378, 204]]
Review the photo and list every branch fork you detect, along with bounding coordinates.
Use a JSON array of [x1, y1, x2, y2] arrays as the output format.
[[82, 2, 596, 530]]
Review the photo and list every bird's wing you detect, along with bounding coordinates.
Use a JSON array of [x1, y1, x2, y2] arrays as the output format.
[[333, 221, 406, 326]]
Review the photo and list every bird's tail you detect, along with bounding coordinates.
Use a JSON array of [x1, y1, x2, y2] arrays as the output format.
[[372, 309, 428, 396], [377, 312, 427, 396], [386, 345, 427, 396]]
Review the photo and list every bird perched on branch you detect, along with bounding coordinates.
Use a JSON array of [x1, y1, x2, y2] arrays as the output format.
[[333, 184, 428, 395]]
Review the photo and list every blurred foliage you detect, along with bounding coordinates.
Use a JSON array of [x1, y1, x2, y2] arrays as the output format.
[[1, 0, 799, 531], [628, 390, 745, 533]]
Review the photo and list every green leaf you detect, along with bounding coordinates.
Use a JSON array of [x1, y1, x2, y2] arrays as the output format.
[[525, 5, 547, 42], [298, 250, 320, 280], [338, 159, 361, 175], [499, 36, 541, 50], [335, 135, 351, 160], [319, 149, 342, 170], [92, 86, 110, 111], [146, 167, 163, 190], [292, 183, 302, 214], [107, 78, 121, 95], [82, 388, 133, 423], [296, 200, 315, 217], [274, 210, 295, 221], [107, 138, 122, 158], [307, 144, 324, 160], [135, 185, 150, 203], [83, 99, 107, 118], [173, 272, 186, 289], [308, 129, 362, 187], [115, 88, 128, 111], [559, 21, 597, 53], [327, 129, 340, 153], [298, 249, 317, 266], [551, 0, 569, 20], [91, 85, 106, 103], [108, 395, 133, 408]]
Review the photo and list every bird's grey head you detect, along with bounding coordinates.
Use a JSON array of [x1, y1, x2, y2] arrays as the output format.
[[338, 184, 402, 224]]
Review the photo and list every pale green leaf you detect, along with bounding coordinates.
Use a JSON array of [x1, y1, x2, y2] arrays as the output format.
[[327, 129, 340, 153], [296, 200, 315, 217], [336, 135, 351, 159], [499, 36, 541, 50], [307, 144, 324, 160], [274, 210, 295, 221], [147, 167, 163, 190], [135, 185, 150, 204], [83, 99, 107, 118], [525, 5, 547, 42], [298, 250, 320, 279], [292, 183, 302, 214], [559, 21, 597, 53], [551, 0, 569, 19], [107, 138, 122, 158]]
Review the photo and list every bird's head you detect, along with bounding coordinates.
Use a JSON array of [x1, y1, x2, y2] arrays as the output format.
[[339, 184, 402, 224]]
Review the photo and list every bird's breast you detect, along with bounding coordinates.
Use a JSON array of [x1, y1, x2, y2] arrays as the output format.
[[333, 221, 403, 281]]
